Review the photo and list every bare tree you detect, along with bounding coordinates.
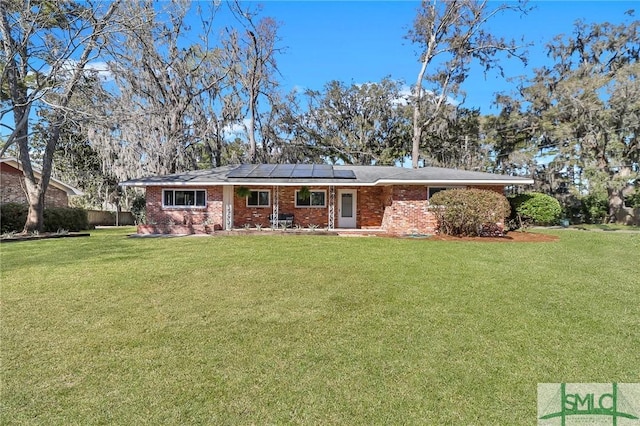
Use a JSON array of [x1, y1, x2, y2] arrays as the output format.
[[226, 2, 282, 163], [1, 0, 120, 232], [88, 0, 231, 181], [407, 0, 528, 168]]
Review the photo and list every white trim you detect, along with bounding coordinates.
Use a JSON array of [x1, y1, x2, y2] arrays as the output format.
[[375, 178, 534, 186], [246, 189, 271, 208], [294, 189, 327, 208], [162, 188, 207, 208], [121, 178, 533, 188]]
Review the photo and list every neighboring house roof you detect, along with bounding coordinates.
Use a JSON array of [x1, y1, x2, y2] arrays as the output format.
[[0, 157, 84, 196], [120, 164, 534, 187]]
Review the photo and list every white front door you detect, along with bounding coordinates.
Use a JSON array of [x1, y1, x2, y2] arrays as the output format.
[[338, 189, 357, 228]]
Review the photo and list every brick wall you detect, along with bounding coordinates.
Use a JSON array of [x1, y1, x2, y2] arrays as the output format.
[[355, 186, 385, 228], [381, 185, 438, 235], [143, 184, 507, 235], [0, 163, 69, 208], [380, 185, 507, 235], [468, 185, 504, 194], [145, 186, 224, 230]]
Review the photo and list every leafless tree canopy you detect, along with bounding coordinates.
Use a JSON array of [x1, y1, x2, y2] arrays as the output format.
[[406, 0, 528, 168]]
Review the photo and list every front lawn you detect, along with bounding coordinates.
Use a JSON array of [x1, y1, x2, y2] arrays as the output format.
[[1, 228, 638, 424]]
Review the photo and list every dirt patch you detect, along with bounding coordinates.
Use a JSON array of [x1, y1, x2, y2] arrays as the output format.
[[428, 231, 559, 242]]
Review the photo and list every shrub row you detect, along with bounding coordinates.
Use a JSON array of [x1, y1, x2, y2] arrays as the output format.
[[1, 203, 89, 233], [429, 188, 511, 237]]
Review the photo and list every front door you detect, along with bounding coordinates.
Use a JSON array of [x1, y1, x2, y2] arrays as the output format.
[[338, 189, 357, 228]]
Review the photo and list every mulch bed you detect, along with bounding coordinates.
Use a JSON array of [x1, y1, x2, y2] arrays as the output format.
[[0, 232, 90, 243], [428, 231, 559, 242]]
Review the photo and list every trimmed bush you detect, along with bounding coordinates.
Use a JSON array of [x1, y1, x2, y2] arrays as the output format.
[[43, 207, 89, 232], [1, 203, 28, 234], [508, 192, 562, 227], [580, 193, 608, 224], [130, 194, 146, 224], [429, 188, 511, 237], [0, 204, 88, 233]]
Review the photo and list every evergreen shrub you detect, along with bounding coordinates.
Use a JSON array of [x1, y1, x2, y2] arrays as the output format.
[[508, 192, 562, 227], [43, 207, 89, 232], [1, 203, 28, 233], [429, 188, 511, 237], [131, 194, 146, 224], [580, 193, 608, 224], [0, 204, 89, 233], [625, 189, 640, 209]]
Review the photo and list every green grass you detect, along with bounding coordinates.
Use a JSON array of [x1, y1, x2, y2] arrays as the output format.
[[1, 228, 639, 424]]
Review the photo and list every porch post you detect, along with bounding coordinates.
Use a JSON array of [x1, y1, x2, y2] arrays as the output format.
[[223, 186, 234, 230], [328, 185, 335, 230], [272, 185, 279, 229]]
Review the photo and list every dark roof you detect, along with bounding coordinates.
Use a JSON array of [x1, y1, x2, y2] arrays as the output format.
[[120, 164, 534, 187], [228, 164, 356, 179]]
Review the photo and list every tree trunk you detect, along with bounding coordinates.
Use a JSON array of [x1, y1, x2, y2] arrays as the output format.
[[411, 33, 438, 169], [247, 92, 257, 163], [607, 187, 625, 224], [23, 181, 45, 233], [411, 58, 429, 169]]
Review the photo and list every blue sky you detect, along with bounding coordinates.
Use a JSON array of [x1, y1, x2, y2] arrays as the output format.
[[238, 1, 637, 113]]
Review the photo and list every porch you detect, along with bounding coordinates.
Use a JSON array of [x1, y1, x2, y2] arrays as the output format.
[[139, 183, 440, 236]]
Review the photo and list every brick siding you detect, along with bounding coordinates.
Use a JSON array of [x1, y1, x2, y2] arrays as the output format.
[[143, 183, 507, 235], [145, 186, 224, 231], [355, 186, 385, 228], [0, 162, 69, 208], [381, 185, 437, 235]]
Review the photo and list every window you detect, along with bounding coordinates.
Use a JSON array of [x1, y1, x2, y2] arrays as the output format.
[[163, 189, 206, 207], [247, 190, 270, 207], [295, 190, 326, 207], [427, 186, 465, 200]]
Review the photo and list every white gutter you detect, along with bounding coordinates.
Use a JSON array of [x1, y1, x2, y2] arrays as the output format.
[[376, 178, 535, 186], [120, 178, 534, 187]]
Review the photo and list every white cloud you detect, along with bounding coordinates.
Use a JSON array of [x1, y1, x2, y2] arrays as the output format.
[[83, 61, 113, 82], [222, 118, 251, 139], [45, 60, 113, 82]]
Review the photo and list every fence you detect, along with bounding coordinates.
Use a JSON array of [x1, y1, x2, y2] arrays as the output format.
[[87, 210, 136, 227]]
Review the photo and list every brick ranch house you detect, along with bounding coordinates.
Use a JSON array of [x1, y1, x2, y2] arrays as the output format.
[[121, 164, 533, 235], [0, 157, 83, 207]]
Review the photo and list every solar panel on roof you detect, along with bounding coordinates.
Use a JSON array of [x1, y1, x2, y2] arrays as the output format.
[[229, 164, 356, 179], [290, 164, 313, 178], [312, 164, 333, 178], [333, 169, 356, 179], [242, 164, 270, 177], [227, 164, 255, 178], [270, 164, 295, 178]]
